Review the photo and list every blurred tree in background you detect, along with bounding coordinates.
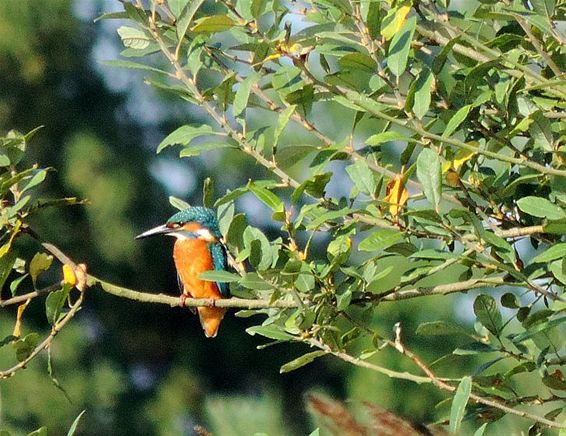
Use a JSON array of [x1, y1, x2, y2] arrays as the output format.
[[1, 0, 565, 435]]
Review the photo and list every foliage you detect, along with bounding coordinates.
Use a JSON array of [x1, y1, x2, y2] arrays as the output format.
[[1, 0, 566, 434]]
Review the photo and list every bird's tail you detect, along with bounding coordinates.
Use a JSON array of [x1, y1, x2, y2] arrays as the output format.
[[198, 307, 226, 338]]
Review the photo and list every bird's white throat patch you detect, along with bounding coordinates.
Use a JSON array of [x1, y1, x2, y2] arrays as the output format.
[[169, 228, 216, 242]]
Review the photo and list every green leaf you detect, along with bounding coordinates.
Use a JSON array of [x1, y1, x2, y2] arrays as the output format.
[[0, 335, 16, 348], [336, 289, 352, 311], [29, 252, 53, 286], [179, 142, 233, 157], [0, 253, 16, 292], [500, 293, 519, 309], [251, 0, 268, 18], [21, 169, 47, 193], [191, 15, 236, 33], [544, 220, 566, 234], [306, 207, 353, 230], [233, 73, 258, 118], [116, 26, 151, 50], [217, 201, 234, 237], [246, 325, 295, 341], [346, 160, 376, 196], [358, 229, 403, 252], [295, 264, 315, 293], [14, 332, 39, 362], [473, 294, 502, 336], [449, 376, 472, 434], [239, 272, 274, 290], [248, 183, 283, 211], [481, 231, 516, 263], [366, 131, 412, 146], [272, 66, 303, 95], [199, 270, 240, 282], [530, 242, 566, 264], [45, 285, 71, 325], [412, 67, 433, 119], [27, 427, 48, 436], [381, 2, 411, 40], [386, 16, 416, 77], [416, 148, 442, 211], [168, 0, 190, 17], [157, 124, 221, 153], [529, 110, 553, 151], [472, 421, 488, 436], [67, 410, 86, 436], [512, 316, 566, 343], [416, 321, 469, 336], [100, 59, 168, 75], [276, 144, 315, 169], [176, 0, 205, 42], [443, 105, 472, 138], [530, 0, 554, 17], [202, 177, 215, 208], [517, 196, 566, 220], [433, 36, 461, 74], [338, 53, 376, 74], [169, 196, 190, 211], [273, 105, 296, 150], [280, 351, 326, 373]]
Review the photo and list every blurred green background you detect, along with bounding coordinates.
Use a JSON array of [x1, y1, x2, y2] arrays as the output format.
[[0, 1, 544, 435]]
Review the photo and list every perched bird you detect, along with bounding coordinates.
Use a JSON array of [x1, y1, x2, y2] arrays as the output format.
[[136, 207, 229, 338]]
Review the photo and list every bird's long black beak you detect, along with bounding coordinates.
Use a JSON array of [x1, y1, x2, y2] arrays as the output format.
[[135, 224, 173, 239]]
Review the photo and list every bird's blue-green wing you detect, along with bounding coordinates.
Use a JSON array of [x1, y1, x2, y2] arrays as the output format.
[[210, 242, 230, 297]]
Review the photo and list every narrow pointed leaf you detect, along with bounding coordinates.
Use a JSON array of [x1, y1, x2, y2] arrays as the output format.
[[280, 351, 326, 373], [416, 148, 442, 211], [449, 376, 472, 434]]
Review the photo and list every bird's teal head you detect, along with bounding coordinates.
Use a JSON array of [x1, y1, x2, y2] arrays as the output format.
[[136, 206, 221, 241]]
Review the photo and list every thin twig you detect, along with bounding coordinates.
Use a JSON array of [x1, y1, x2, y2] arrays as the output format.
[[0, 289, 84, 379], [0, 282, 62, 307], [391, 328, 566, 430]]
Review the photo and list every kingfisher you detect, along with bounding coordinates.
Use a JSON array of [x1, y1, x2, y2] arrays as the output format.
[[136, 206, 229, 338]]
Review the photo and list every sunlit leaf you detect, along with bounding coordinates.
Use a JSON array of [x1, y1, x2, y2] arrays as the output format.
[[359, 229, 403, 252], [157, 124, 222, 153], [449, 376, 472, 434], [443, 105, 472, 138], [191, 15, 236, 33], [386, 16, 416, 77], [517, 196, 566, 220], [67, 410, 87, 436], [280, 351, 326, 373], [381, 3, 411, 40], [199, 270, 240, 282], [383, 175, 408, 217], [117, 26, 151, 50]]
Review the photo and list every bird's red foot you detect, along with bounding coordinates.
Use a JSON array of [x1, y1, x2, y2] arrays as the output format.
[[179, 293, 188, 307]]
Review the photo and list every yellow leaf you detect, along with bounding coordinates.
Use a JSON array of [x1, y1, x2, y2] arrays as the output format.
[[13, 300, 30, 338], [452, 149, 475, 171], [381, 4, 412, 41], [0, 220, 22, 258], [384, 175, 409, 217], [63, 264, 77, 287]]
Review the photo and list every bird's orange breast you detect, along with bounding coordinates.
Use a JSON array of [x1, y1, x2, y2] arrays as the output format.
[[173, 238, 225, 338], [173, 238, 221, 299]]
